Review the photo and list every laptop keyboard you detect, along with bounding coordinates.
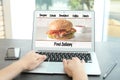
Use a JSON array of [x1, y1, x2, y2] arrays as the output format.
[[36, 52, 92, 63]]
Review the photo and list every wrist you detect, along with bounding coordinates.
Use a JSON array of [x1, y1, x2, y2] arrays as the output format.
[[15, 60, 27, 71], [72, 70, 88, 80], [72, 72, 81, 80]]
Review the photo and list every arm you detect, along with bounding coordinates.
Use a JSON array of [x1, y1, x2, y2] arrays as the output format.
[[0, 51, 46, 80], [63, 57, 88, 80], [0, 60, 25, 80]]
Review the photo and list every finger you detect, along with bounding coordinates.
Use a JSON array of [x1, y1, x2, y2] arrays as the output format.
[[75, 57, 80, 60], [37, 57, 46, 64], [63, 59, 67, 67], [37, 55, 47, 61], [41, 55, 47, 60], [75, 57, 81, 62], [36, 54, 46, 58], [72, 57, 80, 62], [63, 59, 69, 73], [31, 51, 46, 60], [72, 57, 76, 60], [66, 59, 72, 64], [81, 59, 85, 63]]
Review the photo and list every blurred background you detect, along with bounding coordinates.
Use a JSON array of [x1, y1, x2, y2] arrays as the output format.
[[36, 0, 94, 10], [0, 0, 120, 42]]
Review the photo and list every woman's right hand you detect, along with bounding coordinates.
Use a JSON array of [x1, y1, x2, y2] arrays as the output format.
[[63, 57, 88, 80]]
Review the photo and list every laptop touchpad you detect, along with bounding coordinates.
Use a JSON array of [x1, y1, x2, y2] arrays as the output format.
[[46, 62, 64, 73]]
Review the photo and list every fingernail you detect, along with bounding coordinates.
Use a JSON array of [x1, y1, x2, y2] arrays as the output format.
[[43, 55, 47, 58], [63, 59, 66, 61]]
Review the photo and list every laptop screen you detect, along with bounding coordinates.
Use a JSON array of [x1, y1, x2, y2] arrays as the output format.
[[33, 11, 94, 51]]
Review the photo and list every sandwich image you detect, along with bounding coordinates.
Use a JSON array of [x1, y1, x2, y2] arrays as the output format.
[[46, 19, 76, 40]]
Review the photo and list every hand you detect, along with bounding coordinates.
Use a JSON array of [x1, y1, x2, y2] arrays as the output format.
[[18, 50, 47, 71], [63, 57, 88, 80]]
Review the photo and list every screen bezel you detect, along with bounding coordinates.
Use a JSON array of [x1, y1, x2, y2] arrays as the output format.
[[32, 11, 95, 52]]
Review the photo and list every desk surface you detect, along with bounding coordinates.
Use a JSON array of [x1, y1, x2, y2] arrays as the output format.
[[0, 39, 120, 80]]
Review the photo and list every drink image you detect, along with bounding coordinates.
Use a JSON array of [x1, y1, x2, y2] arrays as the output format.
[[75, 25, 86, 33]]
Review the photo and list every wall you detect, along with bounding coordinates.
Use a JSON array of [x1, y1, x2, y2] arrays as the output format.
[[8, 0, 104, 41]]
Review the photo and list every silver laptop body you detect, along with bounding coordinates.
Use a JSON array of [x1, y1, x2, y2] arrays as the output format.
[[30, 11, 101, 75]]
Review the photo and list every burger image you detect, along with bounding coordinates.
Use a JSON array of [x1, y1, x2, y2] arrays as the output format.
[[46, 19, 76, 40]]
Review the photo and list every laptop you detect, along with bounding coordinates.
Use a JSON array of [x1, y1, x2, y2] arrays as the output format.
[[30, 10, 101, 75]]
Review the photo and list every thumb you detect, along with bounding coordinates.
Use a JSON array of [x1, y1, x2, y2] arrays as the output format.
[[63, 59, 67, 68], [37, 55, 47, 63], [41, 55, 47, 60]]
